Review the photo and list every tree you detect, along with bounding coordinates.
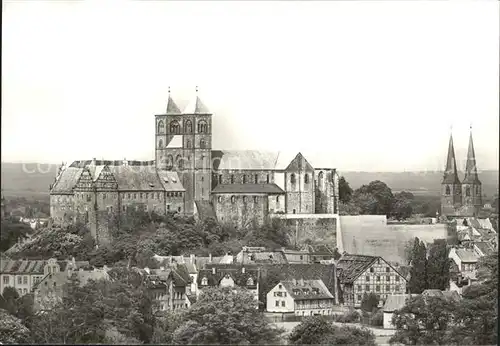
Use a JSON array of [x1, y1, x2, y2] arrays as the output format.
[[0, 309, 32, 344], [448, 252, 498, 346], [0, 217, 32, 251], [408, 238, 427, 294], [353, 180, 395, 216], [426, 239, 450, 290], [391, 191, 414, 220], [390, 295, 457, 345], [172, 287, 284, 344], [360, 292, 379, 313], [403, 238, 416, 265], [338, 176, 353, 203], [289, 315, 375, 345], [29, 269, 154, 344]]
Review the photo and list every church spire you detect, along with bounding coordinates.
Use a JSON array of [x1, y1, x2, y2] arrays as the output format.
[[442, 132, 460, 184], [463, 126, 480, 184], [165, 87, 181, 114]]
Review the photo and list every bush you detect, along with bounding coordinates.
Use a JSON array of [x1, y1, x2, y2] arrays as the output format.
[[369, 309, 383, 327], [334, 309, 361, 323], [360, 292, 380, 312]]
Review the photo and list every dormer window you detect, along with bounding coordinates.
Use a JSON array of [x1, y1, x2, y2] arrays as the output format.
[[247, 278, 254, 286], [201, 277, 208, 286]]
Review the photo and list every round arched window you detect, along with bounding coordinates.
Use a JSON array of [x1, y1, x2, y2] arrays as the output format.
[[231, 196, 236, 203], [218, 196, 222, 203], [243, 196, 248, 203]]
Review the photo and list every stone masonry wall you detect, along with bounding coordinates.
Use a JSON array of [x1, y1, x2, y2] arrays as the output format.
[[213, 193, 268, 229]]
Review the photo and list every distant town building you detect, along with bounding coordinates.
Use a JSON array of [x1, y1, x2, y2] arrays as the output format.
[[266, 279, 335, 316], [336, 254, 407, 307], [0, 257, 89, 297], [197, 265, 260, 303], [32, 259, 105, 311]]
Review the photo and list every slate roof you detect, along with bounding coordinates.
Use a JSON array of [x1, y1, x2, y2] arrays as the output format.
[[70, 160, 155, 167], [383, 294, 418, 312], [454, 248, 479, 263], [240, 251, 288, 264], [107, 165, 163, 191], [212, 183, 285, 194], [183, 95, 211, 114], [336, 255, 378, 283], [280, 279, 334, 300], [50, 167, 83, 193], [165, 94, 182, 114], [0, 259, 88, 274], [197, 266, 259, 289], [157, 171, 185, 191]]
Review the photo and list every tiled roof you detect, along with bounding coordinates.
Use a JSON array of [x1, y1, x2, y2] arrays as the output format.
[[242, 251, 288, 264], [383, 294, 417, 312], [197, 266, 259, 289], [69, 160, 155, 168], [474, 242, 495, 256], [422, 289, 444, 298], [183, 95, 210, 114], [304, 244, 336, 256], [455, 248, 479, 263], [50, 167, 83, 193], [1, 259, 45, 274], [157, 171, 185, 192], [336, 255, 378, 283], [212, 183, 285, 194], [108, 165, 164, 191], [281, 279, 334, 300], [195, 256, 223, 269]]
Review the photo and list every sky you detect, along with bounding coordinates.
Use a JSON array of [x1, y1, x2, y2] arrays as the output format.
[[2, 0, 499, 172]]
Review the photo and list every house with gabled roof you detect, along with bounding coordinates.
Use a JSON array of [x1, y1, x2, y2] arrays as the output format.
[[197, 265, 260, 304], [0, 257, 89, 297], [266, 278, 335, 316], [336, 254, 407, 307], [141, 263, 193, 312]]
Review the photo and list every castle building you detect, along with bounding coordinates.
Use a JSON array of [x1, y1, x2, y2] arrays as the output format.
[[50, 88, 340, 241], [441, 128, 482, 217]]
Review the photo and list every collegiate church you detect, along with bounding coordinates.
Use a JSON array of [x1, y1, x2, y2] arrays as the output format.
[[441, 129, 483, 217], [49, 89, 340, 241]]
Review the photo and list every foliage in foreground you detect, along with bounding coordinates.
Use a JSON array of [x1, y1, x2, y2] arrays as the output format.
[[288, 315, 375, 345], [172, 287, 284, 345]]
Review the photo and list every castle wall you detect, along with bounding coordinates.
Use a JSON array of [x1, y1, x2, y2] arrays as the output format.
[[212, 193, 268, 228], [284, 171, 315, 214], [268, 194, 286, 214], [118, 191, 166, 214], [50, 194, 76, 224], [314, 169, 338, 214], [272, 214, 338, 247]]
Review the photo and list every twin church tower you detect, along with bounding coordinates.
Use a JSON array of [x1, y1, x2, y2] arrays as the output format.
[[441, 128, 482, 217]]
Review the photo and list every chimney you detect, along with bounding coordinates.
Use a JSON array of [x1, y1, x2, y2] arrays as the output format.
[[299, 278, 304, 286], [190, 254, 195, 264], [242, 267, 245, 274], [91, 158, 96, 165], [209, 253, 212, 262], [212, 267, 216, 274], [72, 257, 76, 266]]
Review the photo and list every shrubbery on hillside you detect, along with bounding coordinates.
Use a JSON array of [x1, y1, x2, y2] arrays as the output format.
[[6, 211, 293, 268]]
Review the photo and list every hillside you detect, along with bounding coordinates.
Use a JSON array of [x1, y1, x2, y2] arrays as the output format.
[[1, 162, 498, 199]]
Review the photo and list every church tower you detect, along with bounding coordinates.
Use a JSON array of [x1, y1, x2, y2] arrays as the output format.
[[441, 132, 462, 216], [461, 127, 482, 216], [180, 87, 213, 215], [155, 88, 182, 170]]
